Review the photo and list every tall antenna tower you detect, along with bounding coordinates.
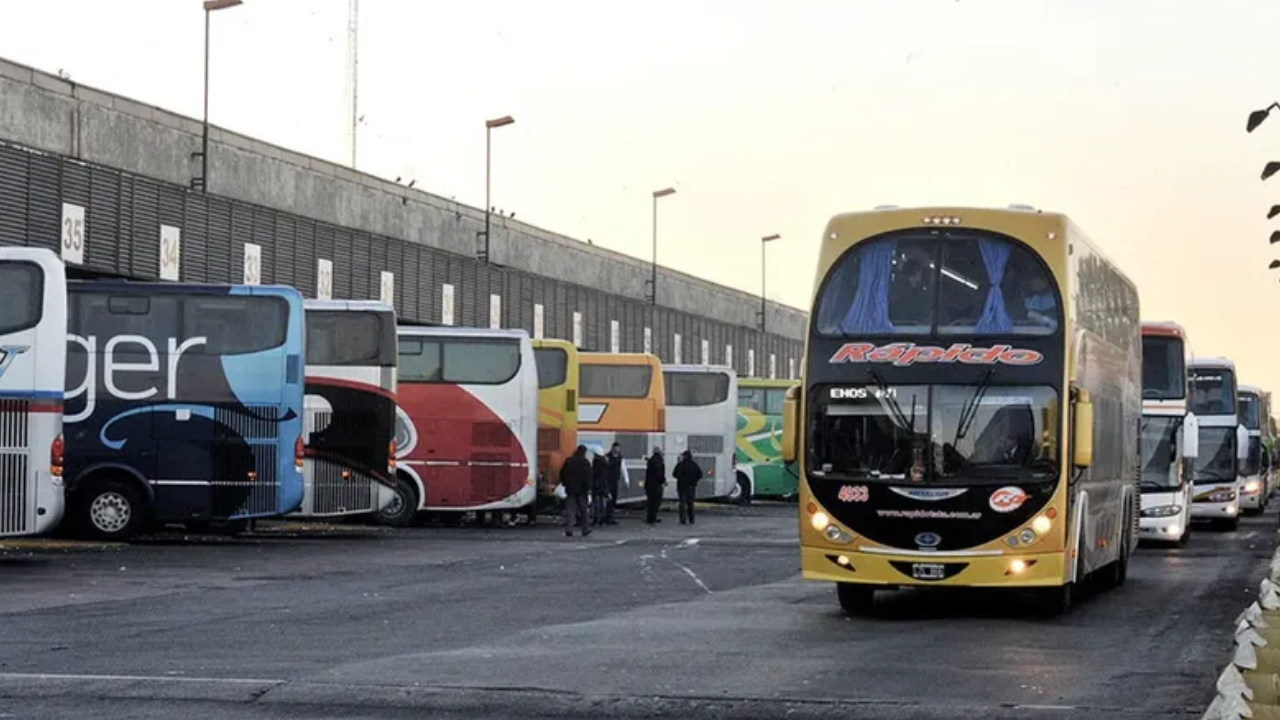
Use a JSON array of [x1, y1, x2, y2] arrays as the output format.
[[345, 0, 359, 168]]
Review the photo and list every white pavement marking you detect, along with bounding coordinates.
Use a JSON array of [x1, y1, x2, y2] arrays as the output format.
[[660, 543, 713, 594], [0, 671, 283, 684]]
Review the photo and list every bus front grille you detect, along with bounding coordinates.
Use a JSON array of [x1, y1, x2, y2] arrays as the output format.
[[307, 459, 375, 515], [688, 434, 724, 454], [213, 404, 282, 519], [0, 400, 32, 535], [615, 434, 649, 458]]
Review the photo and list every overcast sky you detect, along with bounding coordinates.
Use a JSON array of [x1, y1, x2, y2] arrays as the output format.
[[2, 0, 1279, 392]]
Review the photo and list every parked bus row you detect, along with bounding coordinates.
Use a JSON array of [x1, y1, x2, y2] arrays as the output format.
[[0, 246, 800, 542], [778, 205, 1276, 618]]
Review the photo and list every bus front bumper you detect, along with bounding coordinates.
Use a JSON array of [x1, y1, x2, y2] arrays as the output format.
[[1190, 499, 1239, 519], [799, 546, 1068, 588]]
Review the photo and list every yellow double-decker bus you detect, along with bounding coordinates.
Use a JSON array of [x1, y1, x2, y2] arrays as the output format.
[[532, 339, 580, 520], [578, 352, 666, 505], [783, 206, 1141, 616]]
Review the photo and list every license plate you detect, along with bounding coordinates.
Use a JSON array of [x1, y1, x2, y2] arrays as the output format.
[[911, 563, 945, 580]]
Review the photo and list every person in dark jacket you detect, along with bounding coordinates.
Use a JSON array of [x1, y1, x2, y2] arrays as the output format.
[[590, 450, 610, 525], [673, 450, 704, 525], [644, 447, 666, 525], [603, 443, 623, 525], [559, 445, 592, 537]]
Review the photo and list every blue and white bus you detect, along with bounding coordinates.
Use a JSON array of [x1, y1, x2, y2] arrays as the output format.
[[63, 282, 306, 541], [0, 248, 67, 537]]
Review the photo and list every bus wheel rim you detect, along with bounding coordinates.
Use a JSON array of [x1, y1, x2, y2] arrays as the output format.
[[89, 492, 131, 533], [382, 492, 404, 518]]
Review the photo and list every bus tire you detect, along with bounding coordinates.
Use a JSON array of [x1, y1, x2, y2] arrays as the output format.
[[734, 473, 752, 506], [836, 583, 875, 616], [375, 475, 419, 528], [76, 479, 146, 542]]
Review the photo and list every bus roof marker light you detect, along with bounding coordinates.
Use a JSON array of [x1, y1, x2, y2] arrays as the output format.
[[1269, 205, 1280, 220], [1270, 231, 1280, 245], [1263, 161, 1280, 181]]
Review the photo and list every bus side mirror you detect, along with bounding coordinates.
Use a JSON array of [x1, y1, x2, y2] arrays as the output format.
[[1072, 389, 1093, 468], [1181, 413, 1199, 460], [1237, 425, 1250, 462], [781, 385, 800, 464]]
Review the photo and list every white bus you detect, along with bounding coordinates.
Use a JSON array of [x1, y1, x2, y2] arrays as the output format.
[[1188, 357, 1249, 530], [386, 326, 538, 525], [1238, 384, 1270, 514], [293, 300, 399, 519], [662, 364, 738, 500], [1138, 322, 1197, 545], [0, 247, 67, 537]]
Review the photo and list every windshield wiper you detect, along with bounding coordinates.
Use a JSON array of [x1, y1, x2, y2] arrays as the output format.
[[954, 368, 996, 446], [868, 368, 913, 434]]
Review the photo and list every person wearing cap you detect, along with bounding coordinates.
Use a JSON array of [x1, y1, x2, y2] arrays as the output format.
[[673, 450, 704, 525], [644, 446, 666, 525]]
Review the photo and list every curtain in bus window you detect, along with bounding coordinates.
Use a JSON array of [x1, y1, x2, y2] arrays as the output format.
[[839, 240, 896, 334], [975, 238, 1013, 333]]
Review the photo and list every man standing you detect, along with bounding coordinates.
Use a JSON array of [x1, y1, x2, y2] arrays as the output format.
[[645, 446, 666, 525], [559, 445, 592, 537], [590, 449, 609, 525], [673, 450, 703, 525], [603, 442, 623, 525]]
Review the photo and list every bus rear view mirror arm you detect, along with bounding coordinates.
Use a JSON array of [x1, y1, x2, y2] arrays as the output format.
[[1072, 388, 1094, 469], [781, 385, 800, 464]]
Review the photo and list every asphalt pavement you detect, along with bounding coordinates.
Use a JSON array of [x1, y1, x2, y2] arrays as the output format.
[[0, 501, 1272, 719]]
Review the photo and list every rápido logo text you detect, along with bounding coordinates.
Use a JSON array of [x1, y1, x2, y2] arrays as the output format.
[[829, 342, 1043, 367]]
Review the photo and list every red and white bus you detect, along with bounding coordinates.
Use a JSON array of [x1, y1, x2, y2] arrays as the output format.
[[381, 326, 538, 525]]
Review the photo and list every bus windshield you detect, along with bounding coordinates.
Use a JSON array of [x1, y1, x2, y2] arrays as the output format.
[[811, 384, 1058, 483], [305, 310, 396, 367], [666, 372, 730, 407], [1190, 370, 1235, 415], [1140, 415, 1180, 489], [1240, 394, 1261, 430], [1141, 336, 1185, 400], [813, 232, 1060, 336], [1193, 427, 1236, 483]]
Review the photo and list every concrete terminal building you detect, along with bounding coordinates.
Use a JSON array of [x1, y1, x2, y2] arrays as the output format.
[[0, 57, 806, 378]]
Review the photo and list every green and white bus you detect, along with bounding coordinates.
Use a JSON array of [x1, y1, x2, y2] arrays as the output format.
[[735, 378, 799, 501]]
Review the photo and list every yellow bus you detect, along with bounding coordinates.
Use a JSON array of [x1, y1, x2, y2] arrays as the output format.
[[532, 338, 580, 517], [783, 206, 1141, 617], [578, 352, 666, 504]]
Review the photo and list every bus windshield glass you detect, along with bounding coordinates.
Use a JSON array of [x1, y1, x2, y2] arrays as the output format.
[[1140, 415, 1180, 489], [1240, 394, 1261, 430], [666, 372, 730, 407], [1245, 436, 1263, 477], [534, 348, 568, 389], [813, 232, 1060, 336], [581, 364, 651, 398], [1193, 427, 1237, 483], [810, 384, 1058, 483], [1141, 336, 1185, 400], [1190, 370, 1235, 416], [305, 310, 396, 367], [0, 262, 42, 335]]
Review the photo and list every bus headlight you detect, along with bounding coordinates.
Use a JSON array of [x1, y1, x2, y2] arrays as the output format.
[[1209, 490, 1237, 503], [1244, 480, 1262, 494], [1031, 515, 1052, 535], [1018, 528, 1037, 545], [811, 511, 831, 532], [824, 524, 853, 544], [1141, 504, 1182, 518]]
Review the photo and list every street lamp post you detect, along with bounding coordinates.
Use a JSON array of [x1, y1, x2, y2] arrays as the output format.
[[759, 234, 780, 332], [481, 115, 515, 264], [195, 0, 243, 193], [648, 187, 676, 305]]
